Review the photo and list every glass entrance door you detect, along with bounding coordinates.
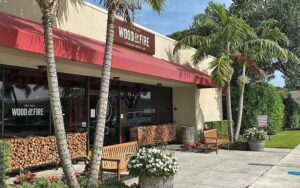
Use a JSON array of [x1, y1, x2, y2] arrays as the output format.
[[88, 90, 120, 147]]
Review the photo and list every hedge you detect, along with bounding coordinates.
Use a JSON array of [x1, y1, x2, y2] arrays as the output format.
[[205, 120, 229, 139], [283, 94, 300, 130], [0, 140, 10, 188], [232, 83, 285, 135]]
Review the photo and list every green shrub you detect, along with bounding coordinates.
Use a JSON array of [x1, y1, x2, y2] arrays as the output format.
[[204, 120, 229, 139], [232, 83, 285, 135], [16, 176, 133, 188], [0, 141, 10, 188], [16, 177, 68, 188], [228, 138, 248, 150], [283, 94, 300, 129]]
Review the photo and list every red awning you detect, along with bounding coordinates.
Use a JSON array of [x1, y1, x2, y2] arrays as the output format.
[[0, 12, 212, 86]]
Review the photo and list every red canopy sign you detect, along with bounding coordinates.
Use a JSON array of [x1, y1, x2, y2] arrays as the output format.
[[114, 19, 155, 55]]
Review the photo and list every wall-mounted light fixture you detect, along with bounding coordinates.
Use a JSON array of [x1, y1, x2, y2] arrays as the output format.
[[156, 83, 162, 87]]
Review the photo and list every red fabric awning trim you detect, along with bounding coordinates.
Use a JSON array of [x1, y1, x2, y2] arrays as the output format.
[[0, 12, 212, 86]]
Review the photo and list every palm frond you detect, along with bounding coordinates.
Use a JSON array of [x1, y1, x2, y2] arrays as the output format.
[[242, 39, 300, 63], [208, 2, 228, 25], [226, 16, 257, 46], [209, 54, 233, 87], [255, 19, 279, 34], [260, 28, 289, 45], [194, 14, 220, 31], [100, 0, 165, 22], [144, 0, 165, 13], [173, 35, 208, 53]]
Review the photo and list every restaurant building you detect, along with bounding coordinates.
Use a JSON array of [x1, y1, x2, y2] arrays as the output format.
[[0, 0, 223, 146]]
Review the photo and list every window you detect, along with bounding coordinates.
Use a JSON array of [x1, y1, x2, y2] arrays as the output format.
[[156, 87, 172, 123], [3, 68, 50, 137], [58, 74, 86, 133], [140, 85, 158, 124]]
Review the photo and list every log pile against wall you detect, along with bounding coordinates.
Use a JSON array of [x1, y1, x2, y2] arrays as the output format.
[[6, 132, 87, 171], [130, 124, 176, 145]]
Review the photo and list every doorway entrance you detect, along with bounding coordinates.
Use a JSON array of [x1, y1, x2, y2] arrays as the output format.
[[88, 89, 120, 147]]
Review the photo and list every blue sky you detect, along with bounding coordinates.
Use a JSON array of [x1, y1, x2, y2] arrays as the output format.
[[88, 0, 284, 87]]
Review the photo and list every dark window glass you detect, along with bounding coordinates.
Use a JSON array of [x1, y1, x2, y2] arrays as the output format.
[[121, 82, 142, 127], [157, 87, 172, 123], [58, 74, 86, 133], [89, 78, 120, 146], [3, 68, 50, 137], [121, 82, 173, 142], [140, 85, 158, 124]]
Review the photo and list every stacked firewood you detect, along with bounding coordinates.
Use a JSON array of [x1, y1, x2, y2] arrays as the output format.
[[130, 124, 176, 145], [6, 132, 87, 171]]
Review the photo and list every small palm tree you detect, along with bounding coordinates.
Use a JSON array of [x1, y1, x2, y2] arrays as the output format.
[[174, 2, 299, 142], [35, 0, 79, 187], [87, 0, 165, 187]]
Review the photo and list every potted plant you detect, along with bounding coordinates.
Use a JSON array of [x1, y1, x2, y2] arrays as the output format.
[[128, 147, 179, 188], [243, 127, 266, 151]]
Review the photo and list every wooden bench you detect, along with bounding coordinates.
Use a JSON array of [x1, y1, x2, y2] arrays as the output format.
[[100, 141, 138, 180], [203, 129, 229, 154]]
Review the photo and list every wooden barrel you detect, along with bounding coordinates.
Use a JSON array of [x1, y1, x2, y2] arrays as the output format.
[[181, 126, 195, 144]]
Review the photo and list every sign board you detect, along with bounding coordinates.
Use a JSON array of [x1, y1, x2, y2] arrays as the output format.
[[256, 115, 268, 129], [114, 19, 155, 55]]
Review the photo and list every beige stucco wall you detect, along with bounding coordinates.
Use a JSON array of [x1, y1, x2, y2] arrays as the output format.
[[195, 88, 223, 129], [0, 0, 223, 136], [172, 87, 196, 127], [172, 87, 223, 131]]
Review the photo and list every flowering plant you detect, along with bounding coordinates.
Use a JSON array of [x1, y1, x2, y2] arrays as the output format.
[[128, 148, 179, 178], [243, 127, 266, 142], [182, 141, 202, 151]]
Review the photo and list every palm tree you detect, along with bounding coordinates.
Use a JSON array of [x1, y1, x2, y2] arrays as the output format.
[[174, 2, 299, 142], [233, 19, 299, 140], [35, 0, 79, 187], [87, 0, 165, 187]]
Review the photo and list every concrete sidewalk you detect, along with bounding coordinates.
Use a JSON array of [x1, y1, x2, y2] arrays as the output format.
[[174, 148, 291, 188], [250, 144, 300, 188], [7, 145, 300, 187]]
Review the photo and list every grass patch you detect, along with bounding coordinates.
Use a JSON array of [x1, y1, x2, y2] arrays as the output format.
[[265, 130, 300, 149]]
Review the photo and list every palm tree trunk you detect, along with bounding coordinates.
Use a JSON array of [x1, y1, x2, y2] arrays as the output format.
[[41, 11, 79, 188], [234, 64, 246, 141], [226, 80, 234, 143], [87, 7, 117, 187]]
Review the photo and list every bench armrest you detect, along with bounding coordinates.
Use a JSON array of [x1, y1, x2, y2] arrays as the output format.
[[101, 158, 121, 171]]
